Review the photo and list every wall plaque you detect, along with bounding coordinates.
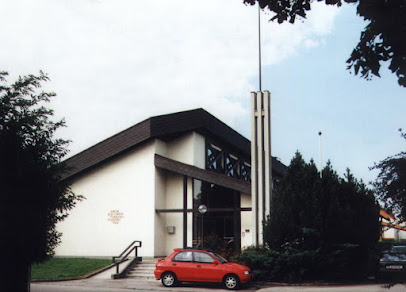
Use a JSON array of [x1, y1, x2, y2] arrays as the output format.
[[108, 210, 124, 224]]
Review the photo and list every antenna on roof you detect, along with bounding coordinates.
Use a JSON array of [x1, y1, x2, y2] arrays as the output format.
[[258, 2, 262, 92]]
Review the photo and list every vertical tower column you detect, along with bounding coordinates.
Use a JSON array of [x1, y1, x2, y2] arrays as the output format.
[[251, 91, 272, 245]]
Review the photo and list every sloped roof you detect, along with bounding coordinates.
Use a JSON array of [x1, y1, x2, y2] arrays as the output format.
[[62, 108, 286, 180]]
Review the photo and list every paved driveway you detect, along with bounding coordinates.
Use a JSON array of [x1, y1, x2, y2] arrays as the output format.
[[31, 280, 406, 292], [31, 266, 406, 292], [32, 284, 133, 292], [258, 284, 406, 292], [31, 279, 258, 292]]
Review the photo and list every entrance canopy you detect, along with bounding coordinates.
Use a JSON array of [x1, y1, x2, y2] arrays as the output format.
[[154, 154, 251, 194]]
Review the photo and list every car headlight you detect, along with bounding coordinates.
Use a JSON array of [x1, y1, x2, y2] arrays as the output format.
[[244, 270, 250, 275]]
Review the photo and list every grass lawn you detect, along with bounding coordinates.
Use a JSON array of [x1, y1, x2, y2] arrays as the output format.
[[31, 258, 112, 281]]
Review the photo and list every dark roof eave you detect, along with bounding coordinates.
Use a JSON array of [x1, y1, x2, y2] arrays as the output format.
[[61, 108, 286, 180]]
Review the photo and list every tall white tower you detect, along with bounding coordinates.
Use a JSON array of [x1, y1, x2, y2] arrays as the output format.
[[251, 90, 272, 245]]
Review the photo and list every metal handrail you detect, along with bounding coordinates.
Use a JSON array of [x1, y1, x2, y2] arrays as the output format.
[[112, 240, 142, 275]]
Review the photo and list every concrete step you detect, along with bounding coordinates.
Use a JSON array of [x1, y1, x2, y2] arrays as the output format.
[[127, 273, 155, 278], [128, 269, 154, 274], [131, 263, 156, 269], [126, 275, 156, 280], [125, 259, 157, 279], [127, 267, 155, 274], [127, 270, 155, 277]]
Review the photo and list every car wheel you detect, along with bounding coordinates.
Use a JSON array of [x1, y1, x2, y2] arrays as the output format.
[[161, 272, 177, 287], [223, 274, 240, 290]]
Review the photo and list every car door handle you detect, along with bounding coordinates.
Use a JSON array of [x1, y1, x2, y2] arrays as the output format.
[[196, 265, 201, 267], [172, 263, 177, 266]]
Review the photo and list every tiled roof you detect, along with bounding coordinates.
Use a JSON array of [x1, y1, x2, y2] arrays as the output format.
[[62, 108, 286, 180]]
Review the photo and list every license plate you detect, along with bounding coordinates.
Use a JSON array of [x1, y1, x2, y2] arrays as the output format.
[[387, 265, 403, 270]]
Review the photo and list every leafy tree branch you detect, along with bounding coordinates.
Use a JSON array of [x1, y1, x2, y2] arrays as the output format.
[[0, 71, 83, 291], [244, 0, 406, 87]]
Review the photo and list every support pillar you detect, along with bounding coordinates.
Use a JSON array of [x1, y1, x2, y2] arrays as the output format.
[[183, 175, 187, 248]]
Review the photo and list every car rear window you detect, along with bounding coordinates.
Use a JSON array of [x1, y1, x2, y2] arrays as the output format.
[[173, 251, 193, 262]]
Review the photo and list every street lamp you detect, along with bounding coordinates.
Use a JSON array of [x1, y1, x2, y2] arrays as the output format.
[[318, 131, 322, 178], [198, 205, 207, 247]]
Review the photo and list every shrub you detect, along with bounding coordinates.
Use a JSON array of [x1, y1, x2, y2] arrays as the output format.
[[234, 244, 379, 282], [203, 234, 234, 260], [234, 246, 320, 282]]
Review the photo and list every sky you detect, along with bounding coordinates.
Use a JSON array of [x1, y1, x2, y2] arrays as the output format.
[[1, 0, 405, 185]]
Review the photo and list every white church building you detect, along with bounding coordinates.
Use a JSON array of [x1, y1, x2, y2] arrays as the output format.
[[55, 108, 286, 258]]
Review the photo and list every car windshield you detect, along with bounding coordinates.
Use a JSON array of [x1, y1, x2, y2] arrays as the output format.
[[210, 252, 227, 263]]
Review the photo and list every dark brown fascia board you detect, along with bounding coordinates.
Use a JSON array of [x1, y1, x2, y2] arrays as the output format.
[[155, 154, 251, 194], [150, 108, 251, 157], [62, 108, 251, 180], [61, 108, 286, 181], [61, 118, 152, 180]]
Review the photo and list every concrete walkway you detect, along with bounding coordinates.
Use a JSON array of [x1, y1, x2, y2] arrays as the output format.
[[257, 284, 406, 292], [31, 266, 406, 292], [90, 264, 118, 280], [31, 280, 406, 292], [32, 278, 245, 291], [32, 278, 406, 292]]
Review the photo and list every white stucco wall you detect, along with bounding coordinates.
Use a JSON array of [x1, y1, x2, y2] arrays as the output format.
[[397, 230, 406, 240], [154, 167, 167, 257], [164, 172, 185, 255], [382, 227, 406, 241], [55, 141, 157, 258], [165, 132, 205, 169], [154, 139, 167, 256], [155, 132, 204, 256], [56, 130, 250, 258]]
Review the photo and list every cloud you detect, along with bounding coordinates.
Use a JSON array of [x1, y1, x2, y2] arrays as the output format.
[[303, 39, 320, 49], [259, 1, 339, 65], [0, 0, 341, 156]]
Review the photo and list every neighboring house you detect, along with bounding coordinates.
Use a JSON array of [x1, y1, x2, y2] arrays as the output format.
[[55, 108, 286, 258], [380, 209, 406, 241]]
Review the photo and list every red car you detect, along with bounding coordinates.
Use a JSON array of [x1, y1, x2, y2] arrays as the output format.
[[154, 248, 252, 290]]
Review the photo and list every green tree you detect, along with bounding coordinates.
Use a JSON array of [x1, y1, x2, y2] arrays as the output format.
[[0, 71, 82, 291], [263, 152, 380, 279], [372, 129, 406, 221], [264, 152, 321, 250], [244, 0, 406, 87]]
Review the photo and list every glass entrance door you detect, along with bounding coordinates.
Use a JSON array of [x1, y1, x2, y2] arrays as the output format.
[[193, 181, 241, 252]]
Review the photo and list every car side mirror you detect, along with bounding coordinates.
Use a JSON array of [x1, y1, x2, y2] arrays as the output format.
[[212, 260, 219, 265]]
